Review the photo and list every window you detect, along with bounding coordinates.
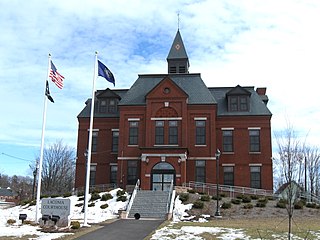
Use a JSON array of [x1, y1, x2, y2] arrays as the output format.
[[196, 120, 206, 145], [112, 130, 119, 152], [179, 65, 186, 73], [223, 130, 233, 152], [108, 99, 116, 113], [168, 121, 178, 144], [88, 131, 98, 152], [249, 129, 260, 152], [195, 160, 206, 183], [240, 97, 248, 111], [99, 100, 107, 113], [89, 165, 96, 186], [169, 66, 176, 73], [129, 121, 139, 145], [127, 161, 138, 185], [223, 166, 234, 186], [110, 165, 117, 184], [250, 166, 261, 188], [155, 121, 164, 144], [229, 96, 249, 112]]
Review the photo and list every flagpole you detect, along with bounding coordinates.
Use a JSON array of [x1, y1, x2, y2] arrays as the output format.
[[35, 54, 51, 223], [83, 52, 98, 226]]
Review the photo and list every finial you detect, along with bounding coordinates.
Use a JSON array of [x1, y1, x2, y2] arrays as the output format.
[[177, 12, 180, 30]]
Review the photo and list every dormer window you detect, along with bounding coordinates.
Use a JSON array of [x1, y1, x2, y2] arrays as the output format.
[[99, 98, 118, 113], [226, 85, 251, 112]]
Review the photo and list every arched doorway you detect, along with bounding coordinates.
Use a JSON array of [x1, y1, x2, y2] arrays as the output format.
[[151, 162, 175, 191]]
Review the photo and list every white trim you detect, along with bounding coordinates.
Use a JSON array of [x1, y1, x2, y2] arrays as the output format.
[[176, 174, 181, 177], [128, 145, 139, 147], [154, 144, 179, 147], [188, 157, 215, 160], [194, 117, 207, 120], [128, 118, 140, 121], [145, 174, 151, 177], [222, 163, 235, 166], [195, 145, 207, 147], [248, 127, 261, 130], [151, 117, 182, 121], [90, 163, 97, 166], [110, 163, 118, 166], [164, 102, 169, 107], [87, 129, 99, 131], [221, 127, 234, 130], [249, 163, 262, 166], [111, 129, 119, 131], [117, 157, 140, 160]]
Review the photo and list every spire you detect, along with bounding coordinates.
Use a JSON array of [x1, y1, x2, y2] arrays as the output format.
[[167, 29, 189, 74]]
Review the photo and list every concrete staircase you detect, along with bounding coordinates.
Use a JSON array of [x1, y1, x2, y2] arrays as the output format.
[[128, 190, 170, 219]]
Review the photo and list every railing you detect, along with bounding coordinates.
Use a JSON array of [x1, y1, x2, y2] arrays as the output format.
[[166, 180, 174, 213], [125, 179, 140, 218], [183, 181, 274, 198], [300, 191, 320, 204]]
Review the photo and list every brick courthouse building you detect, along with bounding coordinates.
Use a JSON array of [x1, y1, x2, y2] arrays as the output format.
[[75, 30, 273, 191]]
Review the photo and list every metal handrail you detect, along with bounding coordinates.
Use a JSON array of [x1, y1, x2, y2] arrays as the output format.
[[125, 179, 140, 218], [166, 180, 174, 212], [183, 181, 274, 198]]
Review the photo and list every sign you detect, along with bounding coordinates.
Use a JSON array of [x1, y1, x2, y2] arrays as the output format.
[[41, 198, 71, 218]]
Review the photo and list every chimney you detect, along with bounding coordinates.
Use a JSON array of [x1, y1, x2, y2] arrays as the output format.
[[256, 87, 269, 105]]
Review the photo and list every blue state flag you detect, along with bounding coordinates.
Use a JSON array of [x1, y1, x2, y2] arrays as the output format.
[[97, 60, 115, 86]]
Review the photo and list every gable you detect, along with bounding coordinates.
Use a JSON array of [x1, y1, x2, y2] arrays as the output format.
[[226, 85, 252, 96], [146, 76, 188, 100], [96, 88, 121, 99]]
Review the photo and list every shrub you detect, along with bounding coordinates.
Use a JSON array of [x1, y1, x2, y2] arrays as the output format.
[[221, 202, 232, 209], [243, 203, 254, 209], [78, 197, 84, 201], [77, 191, 84, 197], [220, 192, 226, 198], [117, 195, 127, 202], [231, 198, 241, 205], [29, 200, 36, 206], [101, 193, 113, 201], [212, 195, 222, 201], [100, 203, 109, 209], [251, 195, 259, 200], [179, 193, 189, 202], [276, 201, 287, 208], [242, 195, 252, 203], [197, 191, 205, 195], [256, 202, 266, 208], [75, 203, 83, 207], [278, 198, 288, 204], [117, 189, 126, 196], [50, 194, 60, 198], [90, 192, 101, 201], [88, 202, 95, 207], [71, 221, 80, 229], [257, 198, 268, 204], [236, 194, 244, 200], [22, 220, 32, 225], [294, 201, 304, 209], [63, 192, 72, 198], [187, 189, 196, 194], [20, 199, 32, 206], [7, 219, 16, 225], [306, 202, 317, 208], [192, 200, 204, 209], [200, 195, 211, 202]]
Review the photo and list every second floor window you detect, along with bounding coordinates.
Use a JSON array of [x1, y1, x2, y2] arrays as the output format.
[[88, 131, 98, 152], [196, 120, 206, 145], [249, 129, 260, 152], [129, 121, 139, 145], [155, 121, 164, 144], [168, 121, 178, 144], [223, 130, 233, 152]]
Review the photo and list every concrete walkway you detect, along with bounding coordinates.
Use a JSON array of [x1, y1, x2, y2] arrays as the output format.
[[76, 219, 164, 240]]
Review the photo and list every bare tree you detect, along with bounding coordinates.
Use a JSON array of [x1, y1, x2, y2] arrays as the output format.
[[275, 124, 302, 240], [305, 146, 320, 196], [38, 140, 75, 195]]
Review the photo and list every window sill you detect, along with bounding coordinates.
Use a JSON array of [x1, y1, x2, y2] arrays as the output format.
[[249, 152, 261, 154], [222, 152, 234, 154], [154, 145, 179, 147], [195, 145, 207, 147], [128, 145, 139, 147]]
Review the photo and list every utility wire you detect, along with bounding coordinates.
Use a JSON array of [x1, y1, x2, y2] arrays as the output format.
[[1, 152, 34, 163]]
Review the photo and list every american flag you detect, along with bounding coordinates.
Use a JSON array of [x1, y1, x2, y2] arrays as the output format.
[[49, 61, 64, 89]]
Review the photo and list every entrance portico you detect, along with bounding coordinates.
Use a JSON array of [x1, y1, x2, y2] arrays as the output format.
[[140, 152, 187, 190]]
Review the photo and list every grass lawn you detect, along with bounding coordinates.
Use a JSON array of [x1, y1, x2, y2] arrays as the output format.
[[146, 217, 320, 239]]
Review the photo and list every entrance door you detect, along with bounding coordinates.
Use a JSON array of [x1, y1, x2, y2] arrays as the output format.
[[151, 162, 175, 191]]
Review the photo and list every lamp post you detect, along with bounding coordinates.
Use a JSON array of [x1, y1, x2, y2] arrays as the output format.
[[215, 148, 221, 217]]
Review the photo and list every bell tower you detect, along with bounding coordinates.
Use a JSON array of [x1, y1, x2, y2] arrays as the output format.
[[166, 30, 189, 74]]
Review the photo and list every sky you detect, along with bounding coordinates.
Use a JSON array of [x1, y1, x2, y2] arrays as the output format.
[[1, 0, 320, 177]]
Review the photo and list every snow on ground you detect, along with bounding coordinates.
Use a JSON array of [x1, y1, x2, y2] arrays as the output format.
[[0, 188, 128, 240]]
